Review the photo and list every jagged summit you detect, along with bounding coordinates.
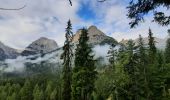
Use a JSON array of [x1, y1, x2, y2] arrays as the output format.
[[21, 37, 59, 56], [72, 25, 117, 45], [88, 25, 106, 36]]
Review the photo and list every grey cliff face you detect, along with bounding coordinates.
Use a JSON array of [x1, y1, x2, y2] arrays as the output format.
[[0, 41, 19, 60], [21, 37, 58, 56]]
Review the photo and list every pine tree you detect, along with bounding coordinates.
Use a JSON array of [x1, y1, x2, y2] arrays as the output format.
[[137, 35, 151, 99], [7, 92, 17, 100], [125, 40, 136, 74], [19, 80, 32, 100], [45, 81, 53, 100], [125, 40, 141, 100], [72, 28, 97, 100], [0, 90, 7, 100], [60, 20, 73, 100], [165, 32, 170, 63], [50, 89, 57, 100], [107, 44, 117, 69], [148, 28, 157, 63], [12, 84, 21, 100], [33, 84, 44, 100], [33, 84, 39, 100]]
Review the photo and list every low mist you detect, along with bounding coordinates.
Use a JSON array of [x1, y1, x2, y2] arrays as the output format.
[[0, 44, 113, 73]]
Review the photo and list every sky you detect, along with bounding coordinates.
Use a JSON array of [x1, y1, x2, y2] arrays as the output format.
[[0, 0, 169, 50]]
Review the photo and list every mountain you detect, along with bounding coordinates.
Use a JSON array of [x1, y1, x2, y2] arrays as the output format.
[[21, 37, 59, 56], [0, 41, 19, 60], [120, 37, 167, 49], [72, 25, 118, 45]]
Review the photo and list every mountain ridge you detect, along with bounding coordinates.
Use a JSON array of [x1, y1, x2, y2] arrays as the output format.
[[120, 37, 167, 49], [21, 37, 59, 56], [72, 25, 118, 45]]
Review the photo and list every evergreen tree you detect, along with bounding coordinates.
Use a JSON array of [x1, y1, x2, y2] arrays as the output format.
[[0, 90, 7, 100], [45, 81, 53, 100], [60, 20, 73, 100], [148, 28, 157, 63], [50, 89, 57, 100], [107, 44, 117, 69], [33, 84, 38, 99], [33, 84, 44, 100], [7, 92, 17, 100], [165, 32, 170, 63], [72, 28, 97, 100], [19, 80, 32, 100], [125, 40, 141, 100], [12, 84, 21, 100], [137, 35, 151, 99]]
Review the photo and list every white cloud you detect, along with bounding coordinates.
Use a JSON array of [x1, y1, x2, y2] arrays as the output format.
[[87, 0, 169, 41], [0, 0, 82, 49], [0, 0, 169, 50]]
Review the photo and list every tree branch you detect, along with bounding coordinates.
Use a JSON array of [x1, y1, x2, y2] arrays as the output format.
[[68, 0, 72, 6], [98, 0, 107, 2], [0, 5, 26, 10]]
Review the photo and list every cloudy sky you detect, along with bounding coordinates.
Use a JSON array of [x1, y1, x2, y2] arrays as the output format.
[[0, 0, 169, 49]]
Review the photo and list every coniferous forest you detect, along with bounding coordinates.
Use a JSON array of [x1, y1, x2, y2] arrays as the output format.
[[0, 0, 170, 100]]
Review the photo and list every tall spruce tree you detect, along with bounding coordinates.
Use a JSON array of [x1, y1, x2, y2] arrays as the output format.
[[125, 40, 141, 100], [60, 20, 73, 100], [33, 84, 44, 100], [165, 32, 170, 63], [72, 28, 97, 100], [137, 35, 151, 99], [107, 44, 117, 69], [19, 80, 32, 100], [45, 81, 53, 100], [148, 28, 157, 63]]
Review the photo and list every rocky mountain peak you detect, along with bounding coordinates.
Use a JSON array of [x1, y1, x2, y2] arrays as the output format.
[[72, 25, 117, 45], [21, 37, 58, 56], [88, 25, 106, 36], [88, 25, 97, 31]]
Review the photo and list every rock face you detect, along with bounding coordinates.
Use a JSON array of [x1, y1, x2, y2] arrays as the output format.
[[0, 41, 19, 60], [21, 37, 58, 56], [72, 25, 118, 45]]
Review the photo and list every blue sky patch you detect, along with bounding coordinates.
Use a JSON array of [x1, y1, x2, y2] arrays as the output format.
[[77, 2, 96, 20]]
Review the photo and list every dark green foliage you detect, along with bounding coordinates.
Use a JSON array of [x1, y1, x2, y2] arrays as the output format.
[[127, 0, 170, 28], [33, 84, 44, 100], [50, 89, 57, 100], [0, 73, 62, 100], [107, 44, 117, 69], [165, 33, 170, 63], [124, 40, 142, 100], [148, 28, 157, 63], [60, 20, 73, 100], [19, 80, 32, 100], [45, 81, 53, 100], [72, 28, 97, 100]]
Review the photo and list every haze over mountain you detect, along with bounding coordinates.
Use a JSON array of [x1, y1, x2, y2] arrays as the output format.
[[120, 37, 167, 49], [0, 25, 167, 62]]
